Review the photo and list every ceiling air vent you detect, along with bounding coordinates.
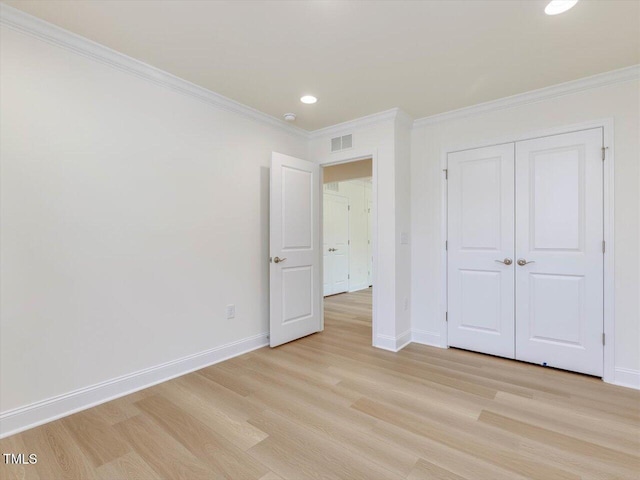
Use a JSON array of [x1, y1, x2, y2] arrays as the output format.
[[330, 134, 353, 152], [326, 182, 339, 192]]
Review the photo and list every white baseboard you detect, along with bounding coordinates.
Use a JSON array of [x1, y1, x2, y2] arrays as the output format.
[[411, 329, 445, 348], [375, 329, 412, 352], [348, 284, 371, 293], [0, 332, 268, 439], [613, 367, 640, 390]]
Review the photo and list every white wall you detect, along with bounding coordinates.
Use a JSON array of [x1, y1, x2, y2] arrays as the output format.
[[309, 113, 412, 350], [394, 114, 413, 341], [410, 79, 640, 379], [0, 25, 307, 415], [323, 180, 372, 292]]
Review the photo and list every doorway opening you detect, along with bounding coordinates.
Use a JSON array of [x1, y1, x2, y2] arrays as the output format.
[[321, 158, 374, 340]]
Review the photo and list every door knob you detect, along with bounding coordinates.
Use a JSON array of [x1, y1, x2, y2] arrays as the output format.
[[517, 258, 535, 266], [495, 258, 513, 265], [273, 256, 287, 264]]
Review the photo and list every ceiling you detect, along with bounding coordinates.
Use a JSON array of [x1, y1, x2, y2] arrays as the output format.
[[5, 0, 639, 131]]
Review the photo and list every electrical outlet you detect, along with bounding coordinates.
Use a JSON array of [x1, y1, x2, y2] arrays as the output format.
[[226, 304, 235, 319]]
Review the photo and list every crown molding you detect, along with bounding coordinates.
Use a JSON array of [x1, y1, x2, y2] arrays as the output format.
[[0, 3, 309, 139], [3, 4, 637, 141], [413, 65, 640, 129], [308, 108, 403, 139]]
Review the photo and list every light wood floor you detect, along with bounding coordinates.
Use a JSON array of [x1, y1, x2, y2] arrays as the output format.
[[2, 288, 639, 479]]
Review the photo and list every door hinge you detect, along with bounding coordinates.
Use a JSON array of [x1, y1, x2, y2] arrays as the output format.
[[443, 169, 448, 180], [601, 146, 607, 161], [602, 333, 605, 345], [445, 240, 448, 251], [445, 311, 448, 322], [602, 240, 605, 254], [348, 274, 350, 279], [348, 240, 350, 245], [348, 205, 351, 211]]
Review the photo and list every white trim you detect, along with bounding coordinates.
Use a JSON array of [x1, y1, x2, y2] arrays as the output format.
[[0, 333, 268, 439], [348, 284, 370, 293], [613, 368, 640, 390], [411, 329, 444, 348], [3, 1, 635, 141], [440, 119, 617, 384], [376, 329, 412, 352], [414, 66, 639, 128], [602, 122, 615, 386], [310, 109, 401, 139], [0, 4, 308, 139]]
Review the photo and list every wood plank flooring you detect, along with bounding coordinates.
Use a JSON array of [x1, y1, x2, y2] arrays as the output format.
[[2, 288, 639, 479]]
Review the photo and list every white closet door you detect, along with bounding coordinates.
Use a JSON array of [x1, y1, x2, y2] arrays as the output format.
[[323, 193, 349, 296], [515, 129, 603, 376], [447, 144, 515, 358]]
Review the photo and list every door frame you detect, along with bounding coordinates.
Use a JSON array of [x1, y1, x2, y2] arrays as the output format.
[[318, 150, 378, 346], [439, 119, 615, 384]]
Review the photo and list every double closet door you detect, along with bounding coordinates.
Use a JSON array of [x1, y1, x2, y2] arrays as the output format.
[[447, 128, 604, 376]]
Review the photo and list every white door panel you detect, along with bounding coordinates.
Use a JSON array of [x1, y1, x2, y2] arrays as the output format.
[[447, 143, 515, 359], [270, 152, 321, 347], [515, 128, 603, 376], [323, 193, 349, 296]]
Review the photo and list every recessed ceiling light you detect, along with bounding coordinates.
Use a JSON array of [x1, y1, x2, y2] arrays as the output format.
[[545, 0, 579, 15], [300, 95, 317, 104]]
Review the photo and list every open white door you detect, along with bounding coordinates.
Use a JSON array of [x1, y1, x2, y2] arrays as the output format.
[[447, 144, 516, 359], [270, 152, 321, 347]]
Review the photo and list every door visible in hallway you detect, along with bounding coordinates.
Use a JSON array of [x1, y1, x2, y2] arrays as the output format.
[[323, 193, 350, 296]]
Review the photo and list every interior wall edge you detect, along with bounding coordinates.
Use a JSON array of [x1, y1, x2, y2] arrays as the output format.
[[0, 332, 268, 439], [375, 329, 412, 352]]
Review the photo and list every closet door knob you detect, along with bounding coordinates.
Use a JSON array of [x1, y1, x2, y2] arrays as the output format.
[[495, 258, 513, 265], [517, 259, 535, 266]]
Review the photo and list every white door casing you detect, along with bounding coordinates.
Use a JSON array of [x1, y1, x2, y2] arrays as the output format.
[[323, 193, 350, 296], [270, 152, 321, 347], [367, 199, 373, 286], [447, 144, 516, 359], [515, 128, 604, 376]]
